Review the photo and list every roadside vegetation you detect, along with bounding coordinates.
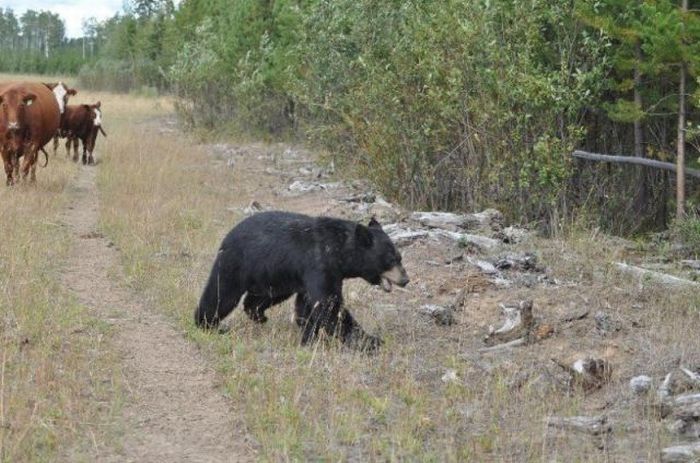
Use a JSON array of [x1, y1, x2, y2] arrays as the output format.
[[3, 1, 699, 236]]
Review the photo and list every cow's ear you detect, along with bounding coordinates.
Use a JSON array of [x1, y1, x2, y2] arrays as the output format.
[[67, 88, 77, 96], [23, 93, 36, 106], [368, 216, 381, 229], [82, 104, 91, 111], [95, 101, 101, 108]]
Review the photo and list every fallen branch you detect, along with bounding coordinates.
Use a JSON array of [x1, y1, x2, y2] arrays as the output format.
[[572, 150, 700, 179], [614, 263, 700, 288], [681, 367, 700, 387], [478, 337, 526, 353]]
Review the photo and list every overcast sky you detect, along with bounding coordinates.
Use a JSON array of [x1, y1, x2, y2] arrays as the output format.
[[0, 0, 124, 38]]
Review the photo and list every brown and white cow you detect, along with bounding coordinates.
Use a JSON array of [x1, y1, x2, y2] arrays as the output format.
[[62, 102, 106, 165], [44, 82, 77, 115], [0, 82, 60, 185], [44, 82, 78, 154]]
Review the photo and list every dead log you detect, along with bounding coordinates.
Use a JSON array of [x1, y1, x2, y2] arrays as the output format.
[[478, 337, 526, 353], [675, 394, 700, 408], [614, 263, 700, 288], [572, 150, 700, 179], [668, 419, 700, 439], [431, 229, 501, 251], [383, 224, 430, 247], [410, 209, 503, 232], [681, 367, 700, 387], [546, 415, 612, 436], [484, 300, 533, 346], [661, 441, 700, 463], [673, 402, 700, 421], [681, 260, 700, 271]]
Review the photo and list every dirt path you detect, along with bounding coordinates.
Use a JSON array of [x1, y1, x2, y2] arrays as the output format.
[[60, 166, 255, 462]]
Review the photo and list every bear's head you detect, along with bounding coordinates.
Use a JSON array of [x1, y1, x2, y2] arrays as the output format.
[[353, 217, 410, 292]]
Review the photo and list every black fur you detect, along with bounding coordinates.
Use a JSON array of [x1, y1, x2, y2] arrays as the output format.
[[194, 211, 408, 350]]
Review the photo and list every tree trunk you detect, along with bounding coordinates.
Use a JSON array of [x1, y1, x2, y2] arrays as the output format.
[[677, 0, 688, 219], [634, 41, 644, 158]]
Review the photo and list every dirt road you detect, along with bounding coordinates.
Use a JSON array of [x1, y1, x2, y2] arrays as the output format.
[[60, 166, 255, 462]]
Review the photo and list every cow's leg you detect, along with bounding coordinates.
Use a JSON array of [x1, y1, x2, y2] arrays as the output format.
[[65, 138, 71, 158], [20, 148, 35, 182], [53, 135, 59, 155], [72, 138, 79, 163], [87, 134, 96, 165], [12, 154, 19, 182], [2, 151, 13, 186], [82, 140, 88, 165]]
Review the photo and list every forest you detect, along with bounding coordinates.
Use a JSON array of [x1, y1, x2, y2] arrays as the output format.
[[1, 0, 699, 237]]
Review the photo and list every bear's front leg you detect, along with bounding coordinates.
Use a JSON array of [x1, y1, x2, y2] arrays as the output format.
[[298, 281, 382, 351], [336, 309, 383, 352]]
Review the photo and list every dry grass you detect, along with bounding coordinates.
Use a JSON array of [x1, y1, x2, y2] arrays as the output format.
[[86, 82, 700, 461], [0, 74, 123, 462]]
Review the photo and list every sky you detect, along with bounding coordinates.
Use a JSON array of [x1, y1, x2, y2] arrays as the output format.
[[0, 0, 124, 38]]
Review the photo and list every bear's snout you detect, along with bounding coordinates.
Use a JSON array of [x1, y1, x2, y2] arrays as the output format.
[[380, 265, 410, 292]]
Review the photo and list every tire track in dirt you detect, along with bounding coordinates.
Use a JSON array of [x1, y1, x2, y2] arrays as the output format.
[[60, 166, 255, 462]]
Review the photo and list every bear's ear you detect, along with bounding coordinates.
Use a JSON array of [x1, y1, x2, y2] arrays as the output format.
[[368, 216, 381, 229], [355, 224, 374, 247]]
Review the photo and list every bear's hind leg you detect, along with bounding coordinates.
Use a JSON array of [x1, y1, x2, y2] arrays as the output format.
[[293, 293, 310, 328], [243, 292, 292, 323]]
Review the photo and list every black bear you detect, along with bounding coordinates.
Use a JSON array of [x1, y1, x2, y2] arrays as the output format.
[[194, 211, 409, 349]]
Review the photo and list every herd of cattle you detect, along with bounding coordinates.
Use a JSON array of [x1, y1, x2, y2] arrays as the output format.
[[0, 81, 106, 185]]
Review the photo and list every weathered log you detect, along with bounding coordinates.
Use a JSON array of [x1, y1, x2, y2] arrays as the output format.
[[410, 211, 470, 231], [467, 257, 498, 274], [668, 419, 700, 439], [661, 441, 700, 462], [681, 260, 700, 271], [546, 415, 611, 436], [383, 224, 430, 247], [673, 402, 700, 421], [484, 300, 534, 346], [681, 367, 700, 387], [675, 394, 700, 408], [431, 229, 501, 251], [410, 209, 503, 232], [614, 263, 700, 288], [572, 150, 700, 179]]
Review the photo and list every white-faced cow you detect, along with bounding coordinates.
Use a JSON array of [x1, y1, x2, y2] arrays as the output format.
[[62, 102, 107, 165], [43, 82, 78, 154]]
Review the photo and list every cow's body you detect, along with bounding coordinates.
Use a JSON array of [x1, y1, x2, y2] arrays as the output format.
[[61, 102, 106, 165], [0, 82, 60, 184]]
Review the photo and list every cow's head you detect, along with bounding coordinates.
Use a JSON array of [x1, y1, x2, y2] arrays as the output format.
[[90, 101, 102, 127], [44, 82, 77, 114], [0, 88, 36, 152]]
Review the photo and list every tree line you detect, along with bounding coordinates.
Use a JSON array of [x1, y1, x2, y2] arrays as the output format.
[[1, 0, 699, 235]]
